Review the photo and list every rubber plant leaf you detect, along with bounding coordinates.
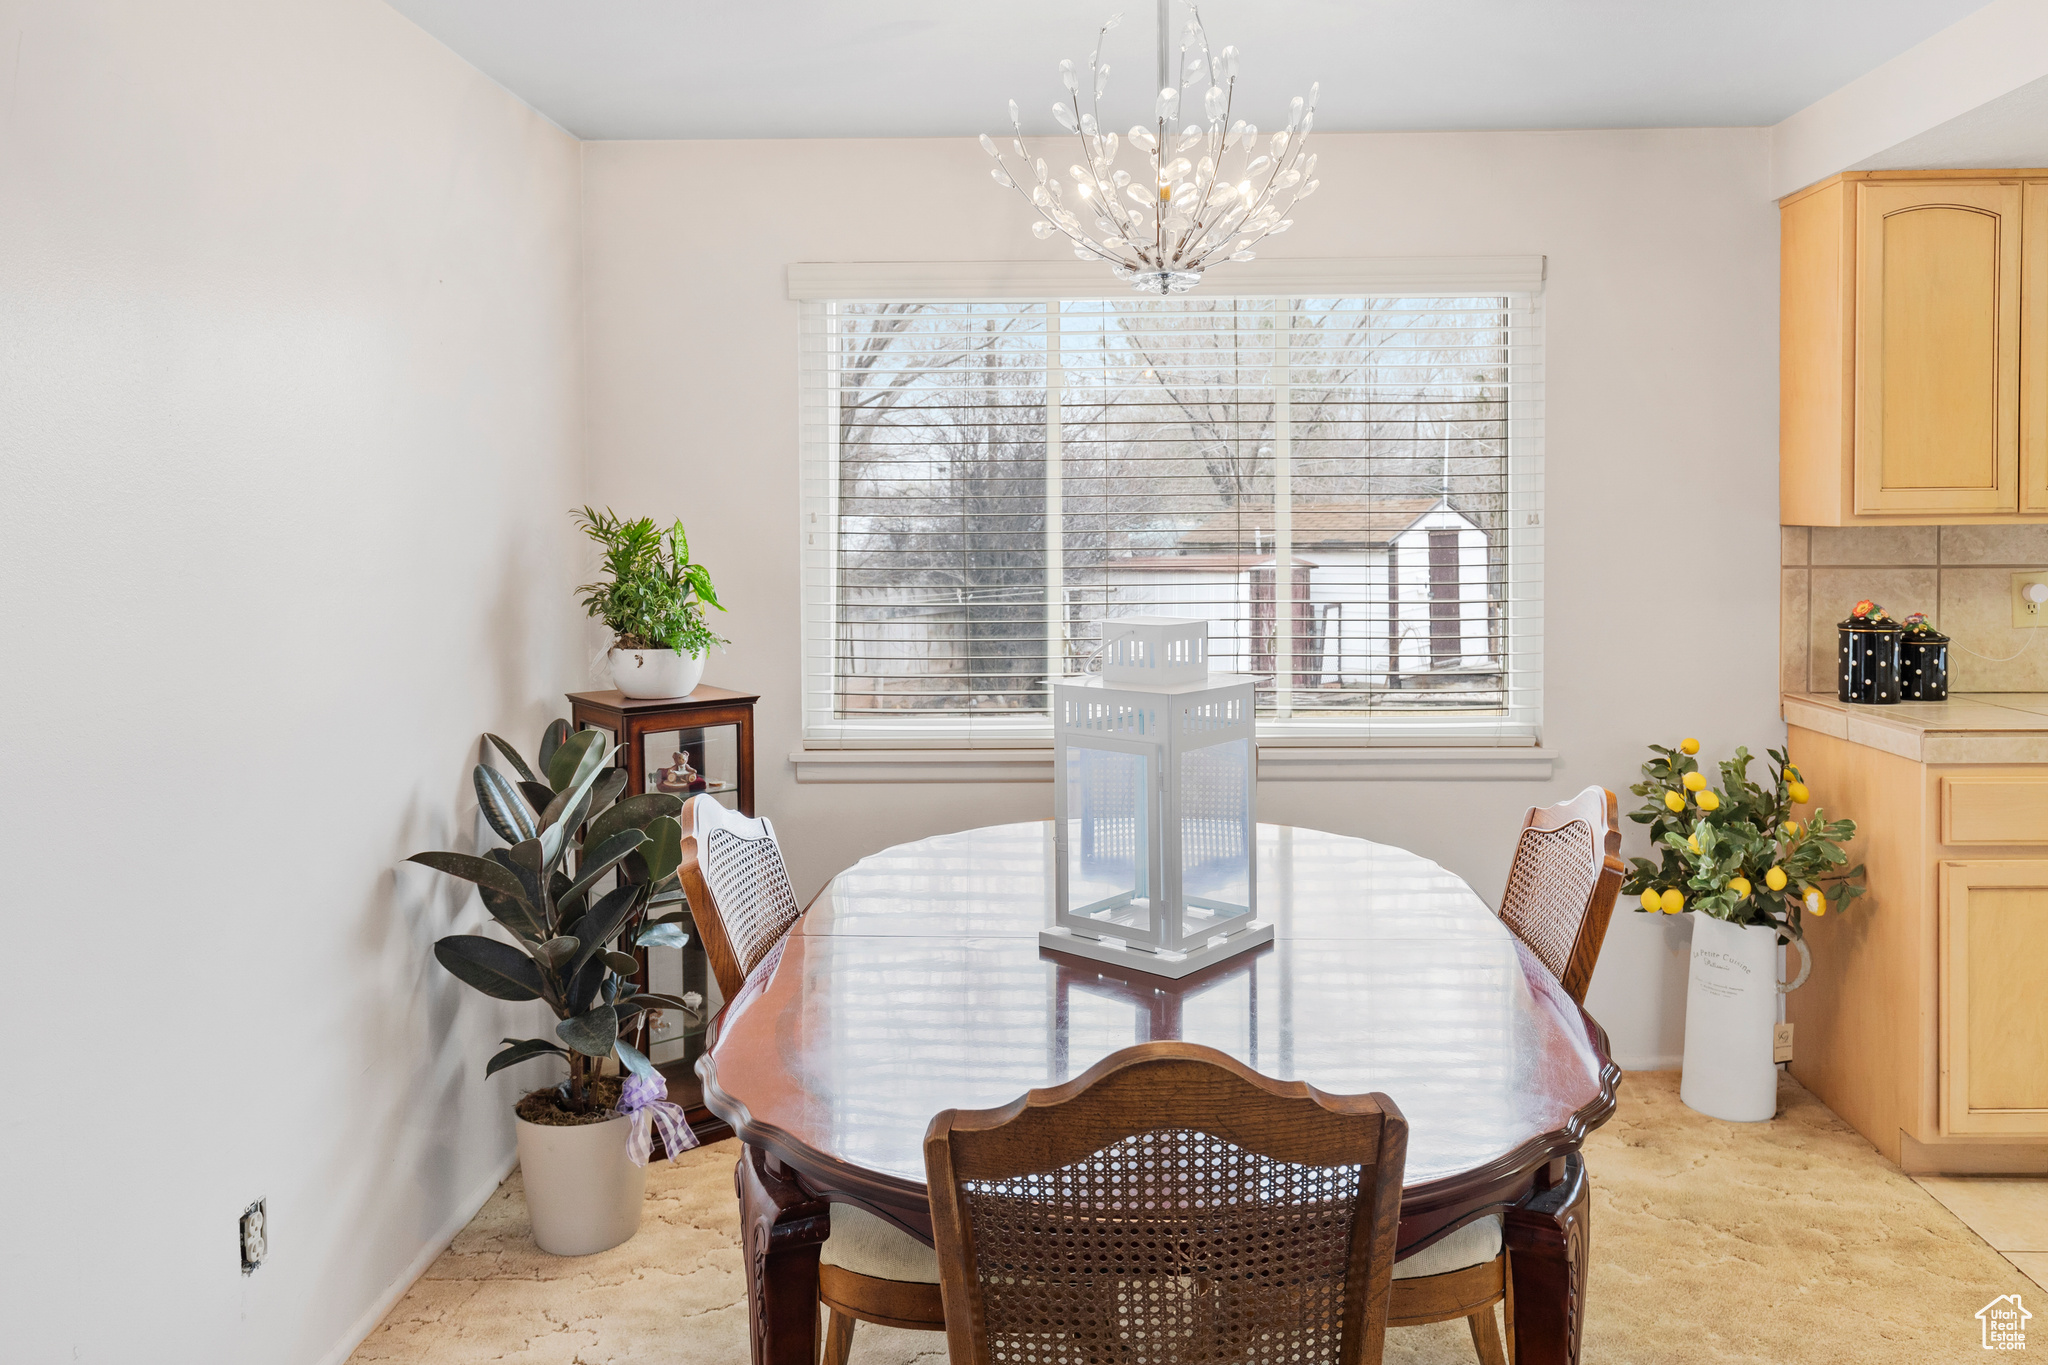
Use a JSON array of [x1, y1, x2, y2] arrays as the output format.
[[560, 828, 648, 911], [479, 886, 546, 942], [539, 747, 619, 866], [613, 1038, 657, 1080], [555, 1004, 620, 1059], [434, 935, 546, 1002], [545, 728, 605, 794], [626, 992, 698, 1014], [635, 921, 689, 949], [473, 763, 538, 846], [516, 781, 557, 817], [565, 950, 606, 1014], [567, 883, 643, 980], [406, 851, 526, 902], [483, 734, 539, 785], [536, 936, 579, 969], [537, 719, 572, 781], [539, 742, 619, 837], [588, 767, 629, 818], [586, 793, 684, 850], [484, 1037, 566, 1078], [602, 950, 640, 975], [638, 815, 685, 886], [486, 848, 547, 920]]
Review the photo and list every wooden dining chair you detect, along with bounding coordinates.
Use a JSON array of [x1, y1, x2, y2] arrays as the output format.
[[674, 794, 950, 1361], [1496, 784, 1624, 1006], [1374, 786, 1623, 1365], [924, 1040, 1409, 1365]]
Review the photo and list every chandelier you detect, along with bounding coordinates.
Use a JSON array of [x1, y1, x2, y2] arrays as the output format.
[[982, 3, 1321, 294]]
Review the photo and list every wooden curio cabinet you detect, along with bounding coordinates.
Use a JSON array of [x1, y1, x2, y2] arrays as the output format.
[[569, 685, 757, 1137]]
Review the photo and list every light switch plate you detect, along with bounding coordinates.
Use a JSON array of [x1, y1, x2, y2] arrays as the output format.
[[1773, 1022, 1794, 1064], [2011, 571, 2048, 628]]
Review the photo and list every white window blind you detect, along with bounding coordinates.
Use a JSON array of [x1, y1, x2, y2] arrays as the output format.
[[798, 277, 1542, 749]]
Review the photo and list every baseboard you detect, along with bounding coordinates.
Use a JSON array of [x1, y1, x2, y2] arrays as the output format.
[[1612, 1054, 1681, 1072], [315, 1150, 519, 1365], [1899, 1130, 2048, 1176]]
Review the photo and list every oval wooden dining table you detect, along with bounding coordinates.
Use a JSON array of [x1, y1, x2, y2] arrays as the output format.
[[698, 821, 1619, 1365]]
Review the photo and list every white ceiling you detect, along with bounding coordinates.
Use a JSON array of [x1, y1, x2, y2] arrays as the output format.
[[384, 0, 1993, 141]]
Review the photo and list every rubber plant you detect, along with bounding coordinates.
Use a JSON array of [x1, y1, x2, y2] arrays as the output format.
[[408, 720, 697, 1112], [1622, 738, 1866, 941]]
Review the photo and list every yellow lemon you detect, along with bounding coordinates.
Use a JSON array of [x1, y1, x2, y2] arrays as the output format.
[[1729, 875, 1752, 898], [1660, 888, 1686, 914], [1785, 763, 1801, 778], [1804, 888, 1827, 917], [1788, 781, 1810, 804], [1765, 865, 1788, 891], [1639, 888, 1662, 912], [1682, 771, 1707, 792], [1782, 820, 1801, 839], [1664, 790, 1686, 812], [1687, 833, 1702, 854], [1697, 790, 1721, 811], [1680, 737, 1700, 755]]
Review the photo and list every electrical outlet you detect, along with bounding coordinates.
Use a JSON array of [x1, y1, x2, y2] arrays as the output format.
[[240, 1199, 267, 1274], [2011, 571, 2048, 628], [1773, 1022, 1795, 1065]]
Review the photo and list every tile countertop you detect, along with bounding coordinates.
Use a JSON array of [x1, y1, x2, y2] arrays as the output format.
[[1783, 692, 2048, 763]]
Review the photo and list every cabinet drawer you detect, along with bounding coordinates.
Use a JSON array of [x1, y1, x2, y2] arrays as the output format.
[[1942, 775, 2048, 844]]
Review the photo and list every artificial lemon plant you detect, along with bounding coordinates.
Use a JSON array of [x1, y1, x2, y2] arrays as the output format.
[[1622, 738, 1866, 941]]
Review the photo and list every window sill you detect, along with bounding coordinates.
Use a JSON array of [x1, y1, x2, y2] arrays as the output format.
[[789, 746, 1558, 784]]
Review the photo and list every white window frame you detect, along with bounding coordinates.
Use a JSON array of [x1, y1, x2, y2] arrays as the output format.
[[793, 257, 1550, 779]]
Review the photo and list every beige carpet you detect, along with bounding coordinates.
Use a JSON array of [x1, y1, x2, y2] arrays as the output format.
[[351, 1072, 2035, 1364]]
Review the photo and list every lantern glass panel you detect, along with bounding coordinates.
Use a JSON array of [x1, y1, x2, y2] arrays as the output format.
[[1178, 737, 1253, 934], [1064, 743, 1153, 936]]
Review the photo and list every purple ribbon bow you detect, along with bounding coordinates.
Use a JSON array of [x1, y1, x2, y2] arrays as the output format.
[[617, 1070, 699, 1166]]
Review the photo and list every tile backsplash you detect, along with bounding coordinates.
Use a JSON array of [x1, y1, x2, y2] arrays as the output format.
[[1782, 525, 2048, 693]]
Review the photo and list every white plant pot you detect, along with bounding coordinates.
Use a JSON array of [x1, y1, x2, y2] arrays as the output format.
[[1679, 913, 1811, 1123], [608, 647, 705, 700], [514, 1111, 646, 1256]]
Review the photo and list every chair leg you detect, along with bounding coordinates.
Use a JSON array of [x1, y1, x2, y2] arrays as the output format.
[[1466, 1307, 1509, 1365], [820, 1307, 856, 1365]]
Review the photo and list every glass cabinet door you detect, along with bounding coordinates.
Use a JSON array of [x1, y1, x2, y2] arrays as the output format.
[[637, 723, 739, 1067]]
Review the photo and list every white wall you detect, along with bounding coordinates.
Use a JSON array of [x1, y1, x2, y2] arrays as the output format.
[[582, 127, 1783, 1070], [0, 2, 584, 1362]]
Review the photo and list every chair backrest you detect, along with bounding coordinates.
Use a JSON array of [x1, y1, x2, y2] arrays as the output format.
[[1497, 784, 1624, 1004], [675, 795, 801, 1002], [924, 1041, 1409, 1365]]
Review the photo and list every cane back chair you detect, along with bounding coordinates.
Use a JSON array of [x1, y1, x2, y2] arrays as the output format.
[[1496, 784, 1624, 1006], [675, 794, 950, 1358], [924, 1041, 1410, 1365]]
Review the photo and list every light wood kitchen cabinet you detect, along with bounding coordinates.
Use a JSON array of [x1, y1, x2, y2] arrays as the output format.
[[1939, 861, 2048, 1137], [1782, 170, 2046, 524], [1782, 721, 2048, 1171]]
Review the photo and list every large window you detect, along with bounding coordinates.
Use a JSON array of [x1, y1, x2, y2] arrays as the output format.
[[799, 282, 1542, 747]]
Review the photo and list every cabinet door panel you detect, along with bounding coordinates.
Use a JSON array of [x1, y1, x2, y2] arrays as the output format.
[[2024, 182, 2048, 511], [1855, 183, 2021, 513], [1939, 861, 2048, 1135]]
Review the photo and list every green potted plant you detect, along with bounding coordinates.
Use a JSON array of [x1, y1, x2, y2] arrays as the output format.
[[575, 507, 727, 699], [1622, 738, 1866, 1122], [407, 720, 700, 1255]]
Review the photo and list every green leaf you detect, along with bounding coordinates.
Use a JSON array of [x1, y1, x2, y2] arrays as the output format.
[[627, 991, 698, 1013], [516, 780, 557, 816], [614, 1038, 657, 1079], [546, 728, 605, 793], [539, 743, 620, 849], [636, 921, 690, 949], [487, 848, 547, 920], [561, 828, 648, 910], [485, 1037, 566, 1078], [568, 883, 643, 979], [586, 793, 685, 850], [603, 950, 640, 975], [434, 935, 545, 1001], [538, 720, 572, 780], [556, 1005, 620, 1058], [566, 955, 605, 1013], [484, 734, 539, 785], [474, 763, 539, 846], [479, 886, 546, 942], [639, 815, 684, 885], [407, 851, 527, 902], [646, 886, 687, 908], [588, 768, 628, 818], [536, 936, 580, 968]]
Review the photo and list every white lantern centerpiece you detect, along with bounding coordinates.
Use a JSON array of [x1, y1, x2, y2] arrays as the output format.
[[1043, 617, 1269, 978]]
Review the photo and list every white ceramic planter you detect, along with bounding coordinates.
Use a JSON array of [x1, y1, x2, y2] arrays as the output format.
[[514, 1111, 646, 1256], [607, 647, 704, 700], [1679, 913, 1811, 1123]]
